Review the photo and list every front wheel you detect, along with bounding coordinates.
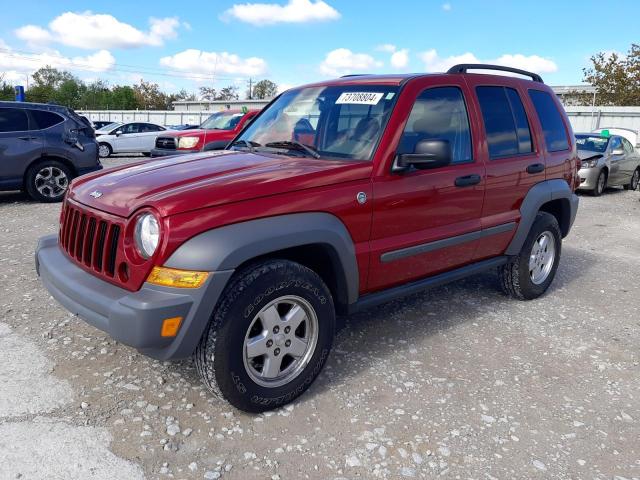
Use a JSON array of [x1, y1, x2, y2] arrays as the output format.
[[499, 212, 562, 300], [195, 260, 335, 412], [623, 168, 639, 191], [591, 169, 607, 196], [25, 160, 72, 202]]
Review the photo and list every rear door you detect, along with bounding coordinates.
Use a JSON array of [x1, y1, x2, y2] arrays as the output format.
[[136, 123, 166, 152], [607, 136, 625, 185], [621, 137, 640, 182], [0, 107, 43, 188], [464, 78, 544, 261]]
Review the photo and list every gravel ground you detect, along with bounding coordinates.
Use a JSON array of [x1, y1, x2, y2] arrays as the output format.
[[1, 155, 639, 480]]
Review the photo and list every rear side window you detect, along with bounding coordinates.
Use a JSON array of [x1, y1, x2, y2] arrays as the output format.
[[476, 86, 532, 158], [0, 108, 29, 132], [528, 90, 569, 152], [31, 110, 64, 130], [398, 86, 473, 164]]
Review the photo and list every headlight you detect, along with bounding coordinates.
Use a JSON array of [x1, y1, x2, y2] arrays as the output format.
[[134, 213, 160, 259], [178, 136, 200, 149], [581, 159, 598, 168]]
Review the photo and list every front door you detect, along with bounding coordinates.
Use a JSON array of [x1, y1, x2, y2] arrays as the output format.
[[368, 79, 486, 291]]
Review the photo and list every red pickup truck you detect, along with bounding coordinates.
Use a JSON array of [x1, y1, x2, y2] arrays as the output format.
[[36, 64, 579, 412], [150, 109, 259, 157]]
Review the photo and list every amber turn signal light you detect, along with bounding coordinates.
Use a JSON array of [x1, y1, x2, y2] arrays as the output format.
[[161, 316, 183, 337], [146, 266, 208, 288]]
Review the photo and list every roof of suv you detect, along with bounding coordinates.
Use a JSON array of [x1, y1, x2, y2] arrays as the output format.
[[0, 101, 73, 114]]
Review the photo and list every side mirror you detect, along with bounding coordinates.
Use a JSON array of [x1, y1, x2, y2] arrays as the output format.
[[115, 130, 123, 136], [395, 139, 452, 171], [612, 147, 624, 155]]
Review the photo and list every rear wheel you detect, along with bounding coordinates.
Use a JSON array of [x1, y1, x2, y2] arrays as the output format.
[[591, 169, 607, 196], [98, 143, 112, 158], [195, 259, 335, 412], [499, 212, 562, 300], [623, 167, 639, 191], [25, 160, 72, 203]]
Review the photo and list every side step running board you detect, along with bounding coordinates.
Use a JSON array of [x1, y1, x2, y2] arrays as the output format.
[[347, 256, 508, 314]]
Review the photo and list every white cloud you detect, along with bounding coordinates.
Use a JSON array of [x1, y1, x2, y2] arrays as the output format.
[[419, 49, 558, 74], [277, 82, 294, 93], [390, 49, 409, 69], [0, 42, 115, 77], [15, 12, 181, 50], [319, 48, 383, 76], [222, 0, 340, 26], [442, 3, 452, 11], [160, 49, 268, 77], [376, 44, 397, 53]]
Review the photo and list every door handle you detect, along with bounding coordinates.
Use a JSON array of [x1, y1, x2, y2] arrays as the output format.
[[526, 163, 545, 174], [17, 136, 37, 141], [454, 174, 481, 187]]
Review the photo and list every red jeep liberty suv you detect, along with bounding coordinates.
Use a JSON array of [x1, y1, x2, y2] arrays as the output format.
[[36, 65, 580, 412]]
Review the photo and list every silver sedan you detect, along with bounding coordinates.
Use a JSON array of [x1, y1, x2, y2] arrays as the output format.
[[576, 133, 640, 196]]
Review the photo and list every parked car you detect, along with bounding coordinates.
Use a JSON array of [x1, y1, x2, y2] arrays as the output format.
[[0, 101, 101, 202], [576, 132, 640, 195], [92, 120, 114, 130], [96, 122, 170, 158], [36, 64, 580, 412], [166, 124, 200, 131], [150, 110, 259, 157]]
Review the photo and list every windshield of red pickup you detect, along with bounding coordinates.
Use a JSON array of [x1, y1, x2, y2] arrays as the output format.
[[233, 85, 399, 161], [200, 112, 244, 130]]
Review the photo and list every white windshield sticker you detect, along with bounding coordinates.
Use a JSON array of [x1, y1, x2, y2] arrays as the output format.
[[336, 92, 384, 105]]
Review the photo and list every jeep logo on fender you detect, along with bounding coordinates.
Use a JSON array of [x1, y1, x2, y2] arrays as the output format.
[[89, 190, 103, 199]]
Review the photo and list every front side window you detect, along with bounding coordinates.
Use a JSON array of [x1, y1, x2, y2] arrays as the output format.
[[528, 89, 569, 152], [623, 138, 634, 154], [234, 85, 399, 160], [0, 108, 29, 132], [477, 86, 533, 158], [398, 86, 472, 164], [201, 112, 245, 130], [119, 123, 140, 134], [609, 136, 622, 152]]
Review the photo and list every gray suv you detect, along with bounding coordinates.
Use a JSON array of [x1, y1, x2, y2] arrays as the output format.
[[0, 102, 102, 202]]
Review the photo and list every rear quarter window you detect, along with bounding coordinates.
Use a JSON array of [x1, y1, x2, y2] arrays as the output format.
[[528, 90, 569, 152], [31, 110, 65, 130]]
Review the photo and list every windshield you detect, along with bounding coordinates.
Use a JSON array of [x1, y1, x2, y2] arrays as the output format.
[[234, 85, 400, 160], [576, 135, 609, 153], [200, 112, 245, 130]]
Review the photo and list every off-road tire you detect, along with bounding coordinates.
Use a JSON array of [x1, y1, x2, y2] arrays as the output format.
[[499, 212, 562, 300], [195, 259, 335, 413], [24, 160, 72, 203]]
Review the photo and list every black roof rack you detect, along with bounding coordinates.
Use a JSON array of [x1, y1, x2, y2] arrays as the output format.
[[447, 64, 544, 83], [340, 74, 371, 78]]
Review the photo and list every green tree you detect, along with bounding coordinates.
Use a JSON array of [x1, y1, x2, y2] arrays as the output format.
[[583, 44, 640, 106], [251, 79, 278, 99], [133, 79, 173, 109], [27, 66, 79, 104], [110, 85, 140, 110], [217, 85, 239, 100], [0, 74, 14, 100]]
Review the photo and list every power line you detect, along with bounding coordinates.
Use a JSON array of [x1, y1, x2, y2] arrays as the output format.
[[0, 47, 255, 83]]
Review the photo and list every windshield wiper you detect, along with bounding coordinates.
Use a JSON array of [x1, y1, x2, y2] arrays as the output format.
[[229, 139, 260, 152], [265, 140, 321, 159]]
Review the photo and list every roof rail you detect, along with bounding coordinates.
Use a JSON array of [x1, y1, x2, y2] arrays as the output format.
[[447, 64, 544, 83], [340, 74, 371, 78]]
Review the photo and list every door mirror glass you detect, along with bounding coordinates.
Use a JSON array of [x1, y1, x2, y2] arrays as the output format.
[[396, 139, 452, 170]]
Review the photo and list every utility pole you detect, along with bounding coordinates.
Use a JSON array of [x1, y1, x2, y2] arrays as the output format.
[[248, 78, 253, 100]]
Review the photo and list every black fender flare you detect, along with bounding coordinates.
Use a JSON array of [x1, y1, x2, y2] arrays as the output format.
[[505, 179, 579, 255], [165, 212, 360, 304]]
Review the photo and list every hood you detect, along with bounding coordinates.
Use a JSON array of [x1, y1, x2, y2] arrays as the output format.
[[69, 150, 371, 218], [577, 151, 604, 161]]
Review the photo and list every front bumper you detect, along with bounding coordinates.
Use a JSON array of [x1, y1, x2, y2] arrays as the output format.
[[150, 148, 199, 158], [577, 167, 601, 190], [35, 235, 233, 360]]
